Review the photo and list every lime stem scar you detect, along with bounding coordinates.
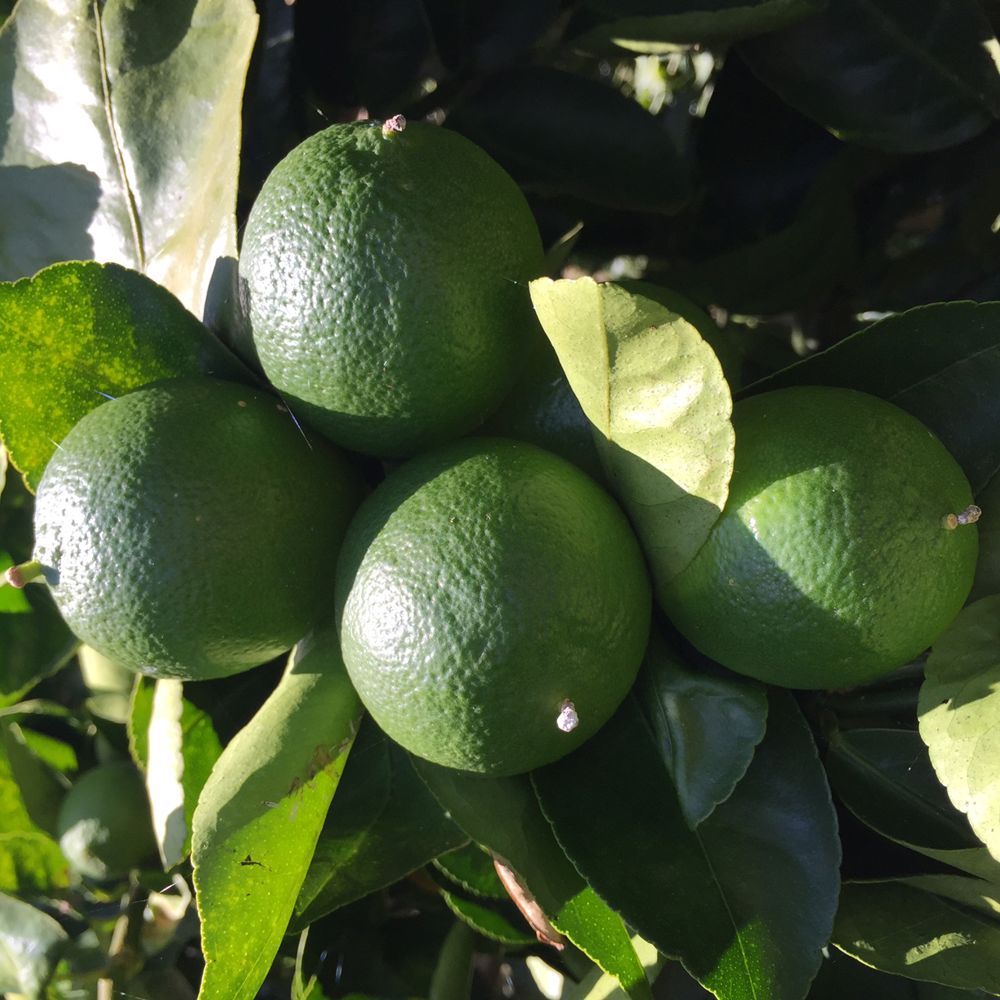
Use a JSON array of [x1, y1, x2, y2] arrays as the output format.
[[942, 505, 982, 530], [4, 559, 43, 588]]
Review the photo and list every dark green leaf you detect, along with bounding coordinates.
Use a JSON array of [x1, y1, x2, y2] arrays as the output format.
[[441, 892, 536, 947], [416, 761, 652, 1000], [529, 277, 734, 585], [192, 625, 362, 1000], [534, 692, 840, 1000], [130, 677, 222, 868], [752, 302, 1000, 493], [0, 262, 253, 491], [636, 634, 767, 827], [570, 0, 823, 50], [740, 0, 1000, 153], [918, 597, 1000, 865], [809, 947, 983, 999], [434, 843, 508, 899], [970, 470, 1000, 601], [827, 728, 1000, 881], [448, 67, 690, 214], [833, 880, 1000, 992], [0, 0, 258, 316], [0, 893, 68, 996], [292, 719, 467, 930]]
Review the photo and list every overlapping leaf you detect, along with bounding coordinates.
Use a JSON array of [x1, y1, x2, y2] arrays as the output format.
[[753, 302, 1000, 492], [833, 880, 1000, 992], [0, 0, 258, 317], [918, 597, 1000, 863], [740, 0, 1000, 152], [0, 262, 253, 491], [636, 634, 767, 827], [130, 677, 222, 869], [570, 0, 823, 50], [192, 626, 362, 1000], [530, 277, 734, 586], [534, 692, 840, 1000], [827, 728, 1000, 882], [0, 893, 68, 996], [292, 718, 466, 930], [415, 761, 652, 1000]]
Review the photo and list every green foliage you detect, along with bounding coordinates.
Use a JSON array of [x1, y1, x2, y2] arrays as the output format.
[[4, 4, 1000, 999]]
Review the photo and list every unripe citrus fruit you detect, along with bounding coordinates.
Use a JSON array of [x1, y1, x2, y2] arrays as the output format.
[[336, 438, 652, 775], [662, 386, 978, 688], [238, 118, 545, 458], [57, 761, 156, 880], [34, 377, 364, 680]]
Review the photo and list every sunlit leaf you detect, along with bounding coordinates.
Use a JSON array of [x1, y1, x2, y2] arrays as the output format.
[[918, 597, 1000, 863], [0, 893, 68, 996], [0, 0, 258, 317], [530, 277, 734, 585], [193, 625, 361, 1000]]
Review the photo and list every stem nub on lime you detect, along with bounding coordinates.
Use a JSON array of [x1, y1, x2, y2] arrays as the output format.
[[336, 437, 652, 775], [662, 386, 978, 689], [238, 119, 545, 459], [33, 377, 364, 680]]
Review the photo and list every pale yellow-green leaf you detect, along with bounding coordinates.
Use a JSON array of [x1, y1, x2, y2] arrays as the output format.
[[193, 625, 361, 1000], [919, 597, 1000, 862], [529, 277, 734, 584]]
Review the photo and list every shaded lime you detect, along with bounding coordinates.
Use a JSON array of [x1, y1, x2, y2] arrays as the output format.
[[57, 761, 156, 880], [336, 437, 651, 776], [663, 386, 978, 688], [239, 119, 545, 458], [34, 377, 364, 680]]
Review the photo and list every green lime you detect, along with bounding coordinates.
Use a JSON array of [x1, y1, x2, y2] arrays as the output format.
[[336, 437, 651, 775], [34, 377, 364, 680], [239, 118, 545, 458], [663, 386, 978, 688], [57, 761, 156, 880]]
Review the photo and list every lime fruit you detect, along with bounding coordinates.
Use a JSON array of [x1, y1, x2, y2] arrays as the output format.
[[662, 386, 978, 688], [57, 761, 156, 880], [34, 377, 364, 680], [336, 437, 651, 775], [238, 118, 545, 458]]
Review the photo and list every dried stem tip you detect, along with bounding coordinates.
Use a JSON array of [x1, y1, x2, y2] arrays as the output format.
[[381, 114, 407, 137], [556, 699, 579, 733], [943, 505, 982, 530], [4, 559, 43, 589]]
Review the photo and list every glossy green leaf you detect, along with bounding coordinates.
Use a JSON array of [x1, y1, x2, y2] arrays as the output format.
[[827, 728, 1000, 882], [434, 843, 508, 899], [562, 938, 664, 1000], [809, 947, 984, 999], [833, 880, 1000, 992], [192, 625, 362, 1000], [534, 692, 840, 1000], [0, 893, 68, 996], [740, 0, 1000, 153], [0, 0, 258, 317], [448, 67, 690, 215], [530, 277, 734, 585], [637, 634, 767, 827], [416, 762, 652, 1000], [2, 722, 66, 836], [970, 470, 1000, 601], [898, 874, 1000, 921], [571, 0, 822, 50], [131, 678, 222, 869], [0, 261, 252, 491], [292, 718, 467, 930], [753, 302, 1000, 493], [0, 728, 69, 893], [918, 597, 1000, 864], [441, 892, 536, 947]]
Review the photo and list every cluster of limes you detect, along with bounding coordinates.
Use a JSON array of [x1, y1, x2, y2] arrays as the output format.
[[19, 117, 980, 788]]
